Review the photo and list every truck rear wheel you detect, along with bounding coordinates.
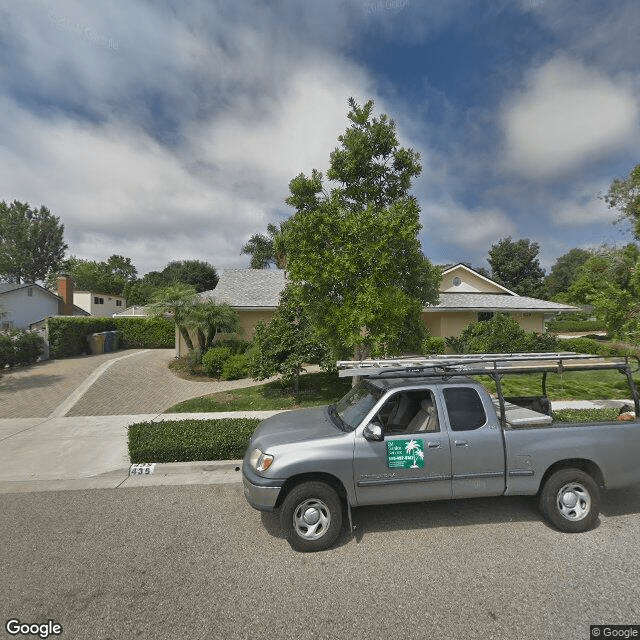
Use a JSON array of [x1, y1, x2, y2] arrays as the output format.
[[539, 468, 600, 533], [280, 481, 343, 552]]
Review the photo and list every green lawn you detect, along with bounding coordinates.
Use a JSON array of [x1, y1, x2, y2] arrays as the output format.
[[476, 369, 637, 401], [165, 371, 352, 413], [166, 368, 638, 413]]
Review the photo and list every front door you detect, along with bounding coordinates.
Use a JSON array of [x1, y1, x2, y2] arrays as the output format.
[[353, 389, 452, 506], [440, 385, 505, 499]]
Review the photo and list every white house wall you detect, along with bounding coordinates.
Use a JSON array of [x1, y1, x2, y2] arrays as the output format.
[[1, 287, 59, 330]]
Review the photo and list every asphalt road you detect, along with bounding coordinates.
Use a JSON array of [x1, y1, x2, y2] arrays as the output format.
[[2, 484, 640, 640]]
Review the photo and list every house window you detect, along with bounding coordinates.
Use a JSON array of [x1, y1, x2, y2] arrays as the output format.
[[478, 312, 494, 322], [116, 300, 123, 307], [452, 277, 462, 287], [94, 297, 104, 304]]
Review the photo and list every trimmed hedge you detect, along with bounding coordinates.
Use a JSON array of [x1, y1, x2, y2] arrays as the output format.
[[48, 316, 174, 358], [557, 337, 640, 358], [221, 353, 249, 380], [128, 418, 260, 463], [421, 336, 446, 355], [547, 320, 606, 332]]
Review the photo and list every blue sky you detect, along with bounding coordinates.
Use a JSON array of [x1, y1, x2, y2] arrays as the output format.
[[1, 0, 639, 277]]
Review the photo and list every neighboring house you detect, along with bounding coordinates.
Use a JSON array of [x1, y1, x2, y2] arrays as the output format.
[[422, 264, 578, 337], [71, 291, 127, 317], [0, 281, 88, 331], [176, 266, 579, 356]]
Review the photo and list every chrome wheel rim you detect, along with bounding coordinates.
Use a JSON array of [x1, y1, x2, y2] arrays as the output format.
[[556, 482, 591, 521], [293, 498, 330, 540]]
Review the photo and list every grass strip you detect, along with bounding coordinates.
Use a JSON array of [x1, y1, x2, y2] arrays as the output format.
[[128, 418, 260, 463], [551, 408, 621, 423]]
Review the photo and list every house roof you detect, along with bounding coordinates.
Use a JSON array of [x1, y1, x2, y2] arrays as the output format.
[[201, 269, 286, 308], [425, 293, 579, 313]]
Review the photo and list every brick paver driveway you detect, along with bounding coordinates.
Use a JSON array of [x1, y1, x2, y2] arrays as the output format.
[[0, 349, 272, 418]]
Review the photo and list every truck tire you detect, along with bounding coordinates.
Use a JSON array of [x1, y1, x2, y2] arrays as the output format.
[[539, 468, 600, 533], [280, 481, 343, 552]]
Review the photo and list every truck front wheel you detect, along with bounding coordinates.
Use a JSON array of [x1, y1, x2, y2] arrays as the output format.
[[280, 481, 343, 552], [539, 468, 600, 533]]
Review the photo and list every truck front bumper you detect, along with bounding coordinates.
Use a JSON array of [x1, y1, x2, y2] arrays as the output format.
[[242, 464, 284, 512]]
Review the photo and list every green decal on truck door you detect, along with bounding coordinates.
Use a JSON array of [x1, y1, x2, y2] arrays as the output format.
[[387, 439, 425, 469]]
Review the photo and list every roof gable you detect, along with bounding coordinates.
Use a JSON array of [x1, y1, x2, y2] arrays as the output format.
[[440, 264, 516, 295]]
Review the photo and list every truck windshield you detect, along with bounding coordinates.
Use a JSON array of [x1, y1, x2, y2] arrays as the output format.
[[331, 381, 381, 432]]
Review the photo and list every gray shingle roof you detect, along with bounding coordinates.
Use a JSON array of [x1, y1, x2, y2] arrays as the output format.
[[201, 269, 286, 308], [425, 293, 579, 313]]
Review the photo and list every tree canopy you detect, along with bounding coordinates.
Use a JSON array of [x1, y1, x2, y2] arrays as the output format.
[[282, 98, 440, 361], [0, 200, 67, 283], [487, 237, 545, 297], [543, 248, 593, 299], [604, 163, 640, 239], [48, 254, 137, 296]]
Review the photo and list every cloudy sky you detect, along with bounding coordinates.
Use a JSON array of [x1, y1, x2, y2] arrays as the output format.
[[2, 0, 639, 277]]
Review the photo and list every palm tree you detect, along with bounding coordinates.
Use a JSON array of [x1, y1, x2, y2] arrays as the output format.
[[241, 222, 287, 269], [187, 300, 240, 353], [148, 284, 199, 350]]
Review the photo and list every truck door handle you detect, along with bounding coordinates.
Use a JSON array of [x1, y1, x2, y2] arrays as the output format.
[[454, 440, 468, 447], [427, 442, 441, 449]]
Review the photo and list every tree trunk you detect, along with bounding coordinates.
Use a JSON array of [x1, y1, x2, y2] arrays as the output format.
[[351, 343, 372, 387], [179, 325, 194, 351]]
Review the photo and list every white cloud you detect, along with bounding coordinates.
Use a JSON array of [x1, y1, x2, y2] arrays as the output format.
[[422, 200, 517, 251], [550, 184, 619, 227], [501, 56, 639, 180]]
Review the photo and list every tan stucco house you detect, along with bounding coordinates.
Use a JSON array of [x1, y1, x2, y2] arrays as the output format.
[[176, 266, 578, 356]]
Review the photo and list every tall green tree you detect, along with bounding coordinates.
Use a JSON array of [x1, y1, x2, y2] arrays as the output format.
[[563, 244, 640, 340], [282, 98, 441, 363], [604, 163, 640, 239], [48, 254, 138, 295], [543, 248, 593, 299], [0, 200, 67, 283], [487, 237, 545, 297], [159, 260, 219, 292], [241, 223, 286, 269], [249, 286, 327, 392]]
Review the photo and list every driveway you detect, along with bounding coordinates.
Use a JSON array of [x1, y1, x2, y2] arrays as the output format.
[[0, 348, 273, 418]]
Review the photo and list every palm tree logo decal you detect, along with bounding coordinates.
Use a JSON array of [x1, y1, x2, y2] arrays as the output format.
[[405, 440, 424, 468]]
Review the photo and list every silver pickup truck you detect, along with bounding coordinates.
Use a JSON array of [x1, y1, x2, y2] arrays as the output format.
[[242, 353, 640, 551]]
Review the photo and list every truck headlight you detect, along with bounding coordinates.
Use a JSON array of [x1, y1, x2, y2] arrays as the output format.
[[249, 448, 274, 472]]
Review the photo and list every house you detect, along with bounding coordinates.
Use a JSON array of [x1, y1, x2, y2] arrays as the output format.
[[71, 291, 127, 317], [0, 279, 89, 331], [176, 267, 578, 356], [422, 264, 578, 337]]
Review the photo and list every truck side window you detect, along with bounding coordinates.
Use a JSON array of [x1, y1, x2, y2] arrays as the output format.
[[378, 391, 439, 434], [443, 387, 486, 432]]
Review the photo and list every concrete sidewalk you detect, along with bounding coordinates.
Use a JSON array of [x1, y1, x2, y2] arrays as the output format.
[[0, 411, 287, 494]]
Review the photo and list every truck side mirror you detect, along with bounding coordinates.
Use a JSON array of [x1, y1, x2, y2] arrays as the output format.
[[363, 422, 384, 442]]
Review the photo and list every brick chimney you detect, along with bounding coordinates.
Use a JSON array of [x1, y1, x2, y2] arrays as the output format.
[[57, 275, 75, 316]]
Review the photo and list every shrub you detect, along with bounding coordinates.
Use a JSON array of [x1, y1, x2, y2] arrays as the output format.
[[202, 346, 232, 378], [556, 337, 601, 355], [546, 320, 606, 332], [214, 338, 252, 355], [421, 336, 446, 355], [0, 334, 15, 368], [221, 353, 249, 380], [11, 330, 45, 366], [128, 418, 260, 463]]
